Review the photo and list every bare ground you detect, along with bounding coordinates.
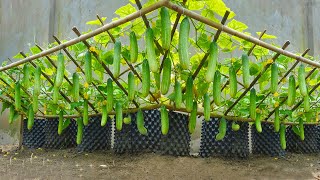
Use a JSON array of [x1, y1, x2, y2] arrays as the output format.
[[0, 146, 319, 180]]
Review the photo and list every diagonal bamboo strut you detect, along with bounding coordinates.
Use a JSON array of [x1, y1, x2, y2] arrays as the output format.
[[256, 48, 310, 109], [223, 41, 290, 115], [35, 45, 98, 113], [20, 52, 82, 114], [96, 15, 159, 104], [72, 27, 139, 108]]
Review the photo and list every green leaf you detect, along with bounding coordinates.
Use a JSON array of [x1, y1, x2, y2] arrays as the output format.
[[115, 3, 136, 18], [197, 33, 210, 51], [227, 19, 248, 32], [1, 101, 10, 114], [187, 1, 205, 10], [207, 0, 235, 19], [62, 119, 71, 131], [256, 32, 277, 39], [93, 32, 110, 45], [86, 17, 106, 25], [70, 102, 82, 110], [13, 53, 24, 59]]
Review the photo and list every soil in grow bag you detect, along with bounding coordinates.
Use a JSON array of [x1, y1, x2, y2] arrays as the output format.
[[114, 109, 161, 154], [252, 123, 285, 157], [199, 118, 249, 158], [159, 111, 190, 156], [286, 125, 319, 154], [77, 116, 112, 152], [44, 119, 76, 149], [22, 119, 46, 149]]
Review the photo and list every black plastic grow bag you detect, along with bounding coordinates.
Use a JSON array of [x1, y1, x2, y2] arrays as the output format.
[[22, 119, 46, 149]]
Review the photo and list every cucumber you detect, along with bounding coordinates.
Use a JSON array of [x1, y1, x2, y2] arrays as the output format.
[[128, 72, 135, 101], [27, 105, 34, 130], [115, 102, 123, 131], [274, 107, 280, 132], [213, 70, 222, 106], [141, 59, 150, 98], [101, 105, 108, 126], [22, 64, 30, 88], [154, 72, 161, 90], [160, 105, 169, 135], [203, 93, 211, 121], [123, 115, 132, 125], [174, 80, 182, 109], [298, 64, 307, 97], [33, 94, 38, 113], [54, 52, 65, 87], [137, 109, 148, 135], [242, 54, 250, 88], [76, 118, 83, 145], [15, 82, 21, 111], [305, 112, 312, 122], [83, 99, 89, 126], [72, 72, 80, 102], [250, 88, 256, 120], [9, 105, 15, 124], [304, 95, 310, 112], [280, 124, 286, 150], [178, 17, 190, 70], [84, 51, 92, 84], [161, 58, 171, 95], [160, 7, 171, 50], [34, 66, 41, 96], [146, 28, 159, 73], [232, 121, 240, 131], [113, 41, 121, 78], [205, 41, 218, 82], [255, 112, 262, 133], [185, 76, 194, 112], [130, 32, 138, 63], [188, 101, 197, 134], [53, 86, 59, 104], [107, 78, 114, 112], [229, 65, 237, 98], [270, 63, 278, 93], [299, 117, 305, 141], [287, 75, 296, 107], [58, 110, 63, 135], [215, 117, 227, 141]]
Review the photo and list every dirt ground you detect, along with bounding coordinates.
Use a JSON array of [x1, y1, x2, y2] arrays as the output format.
[[0, 146, 319, 180]]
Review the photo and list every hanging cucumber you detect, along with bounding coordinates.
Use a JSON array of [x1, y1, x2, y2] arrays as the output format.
[[128, 72, 135, 101], [27, 105, 34, 130], [161, 58, 172, 95], [113, 41, 121, 78], [54, 52, 65, 87], [160, 105, 169, 135], [255, 112, 262, 133], [160, 7, 171, 50], [274, 107, 280, 132], [137, 109, 148, 135], [130, 31, 138, 63], [34, 66, 41, 96], [280, 124, 286, 150], [15, 82, 21, 111], [101, 104, 108, 127], [304, 95, 310, 112], [287, 75, 296, 107], [205, 41, 218, 82], [76, 118, 83, 145], [213, 70, 222, 106], [141, 59, 150, 98], [83, 99, 89, 126], [189, 101, 197, 134], [107, 78, 114, 113], [270, 63, 278, 93], [33, 94, 38, 113], [22, 64, 30, 88], [58, 110, 64, 135], [146, 28, 159, 73], [203, 93, 211, 121], [123, 115, 132, 125], [215, 117, 227, 141], [53, 86, 59, 104], [178, 17, 190, 70], [298, 64, 307, 97], [232, 121, 240, 131], [9, 105, 15, 124], [84, 51, 92, 84], [299, 118, 305, 141], [185, 76, 194, 112], [250, 88, 256, 120], [116, 102, 123, 131], [242, 54, 250, 88], [72, 72, 80, 102], [154, 72, 161, 90], [229, 65, 237, 98], [174, 80, 182, 109]]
